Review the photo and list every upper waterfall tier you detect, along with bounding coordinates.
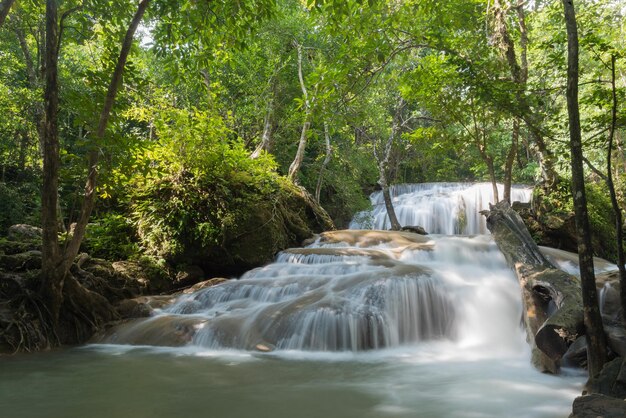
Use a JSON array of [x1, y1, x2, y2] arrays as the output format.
[[350, 182, 532, 234]]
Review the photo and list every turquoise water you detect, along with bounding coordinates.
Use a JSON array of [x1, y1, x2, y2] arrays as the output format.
[[0, 344, 583, 418]]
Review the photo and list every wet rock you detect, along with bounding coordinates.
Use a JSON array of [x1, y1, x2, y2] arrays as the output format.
[[254, 342, 275, 352], [116, 299, 154, 318], [7, 224, 42, 241], [588, 357, 626, 399], [181, 277, 228, 294], [115, 295, 177, 319], [570, 394, 626, 418], [401, 225, 428, 235], [112, 260, 171, 294], [599, 278, 623, 321], [175, 265, 205, 288], [605, 324, 626, 358], [301, 234, 319, 247], [95, 315, 206, 347], [562, 336, 587, 369]]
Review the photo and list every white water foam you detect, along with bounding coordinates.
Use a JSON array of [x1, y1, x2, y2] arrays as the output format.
[[350, 182, 532, 234]]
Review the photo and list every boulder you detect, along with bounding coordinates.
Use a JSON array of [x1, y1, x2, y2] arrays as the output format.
[[570, 394, 626, 418], [175, 265, 205, 288], [112, 259, 171, 294], [116, 295, 178, 319], [401, 225, 428, 235], [588, 357, 626, 399], [562, 336, 587, 369], [180, 277, 228, 294], [7, 224, 42, 241]]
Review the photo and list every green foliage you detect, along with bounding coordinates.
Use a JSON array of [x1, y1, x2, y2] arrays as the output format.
[[0, 183, 28, 233], [128, 107, 282, 265], [534, 179, 620, 261], [83, 213, 140, 260], [0, 179, 40, 233]]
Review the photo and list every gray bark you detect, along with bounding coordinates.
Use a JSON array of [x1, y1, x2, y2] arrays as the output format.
[[562, 0, 607, 379], [315, 121, 332, 203], [288, 43, 313, 183], [605, 55, 626, 323]]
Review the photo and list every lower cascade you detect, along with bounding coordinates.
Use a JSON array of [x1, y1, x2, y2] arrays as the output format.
[[100, 230, 523, 353]]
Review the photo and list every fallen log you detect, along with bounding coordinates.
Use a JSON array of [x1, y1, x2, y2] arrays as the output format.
[[483, 201, 584, 373]]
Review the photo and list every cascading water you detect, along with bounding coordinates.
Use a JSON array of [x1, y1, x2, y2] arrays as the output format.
[[350, 182, 532, 234], [101, 230, 520, 353], [0, 183, 587, 418]]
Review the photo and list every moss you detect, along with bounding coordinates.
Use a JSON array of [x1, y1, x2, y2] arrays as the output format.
[[131, 170, 334, 277], [527, 179, 620, 262]]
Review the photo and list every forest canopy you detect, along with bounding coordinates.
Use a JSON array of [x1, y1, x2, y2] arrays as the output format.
[[0, 0, 624, 272]]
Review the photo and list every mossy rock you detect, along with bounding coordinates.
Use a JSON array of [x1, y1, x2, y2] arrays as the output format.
[[519, 180, 620, 262], [134, 171, 335, 278]]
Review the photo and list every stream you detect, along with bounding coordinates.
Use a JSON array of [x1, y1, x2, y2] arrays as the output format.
[[0, 183, 589, 418]]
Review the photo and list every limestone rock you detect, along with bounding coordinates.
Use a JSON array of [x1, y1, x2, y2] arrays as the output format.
[[175, 265, 205, 287], [562, 336, 587, 368], [588, 357, 626, 399], [401, 225, 428, 235], [570, 394, 626, 418], [112, 260, 171, 294], [181, 277, 228, 294], [7, 224, 42, 241]]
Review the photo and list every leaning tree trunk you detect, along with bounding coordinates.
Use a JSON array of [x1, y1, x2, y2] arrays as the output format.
[[380, 176, 401, 231], [59, 0, 150, 277], [250, 103, 273, 159], [373, 97, 404, 231], [562, 0, 607, 379], [0, 0, 15, 28], [484, 201, 584, 373]]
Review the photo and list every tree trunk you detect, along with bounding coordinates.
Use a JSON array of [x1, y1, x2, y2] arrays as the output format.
[[59, 0, 150, 276], [605, 55, 626, 323], [40, 0, 150, 326], [287, 43, 312, 183], [562, 0, 607, 379], [315, 121, 332, 203], [14, 21, 46, 156], [0, 0, 15, 28], [288, 118, 311, 183], [373, 97, 404, 231], [250, 102, 273, 159], [493, 0, 557, 188], [41, 0, 63, 325], [503, 119, 520, 203], [484, 201, 584, 373], [486, 155, 499, 203]]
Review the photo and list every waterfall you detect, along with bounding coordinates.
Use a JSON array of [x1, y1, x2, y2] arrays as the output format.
[[39, 182, 587, 418], [350, 182, 533, 234], [100, 230, 523, 354]]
